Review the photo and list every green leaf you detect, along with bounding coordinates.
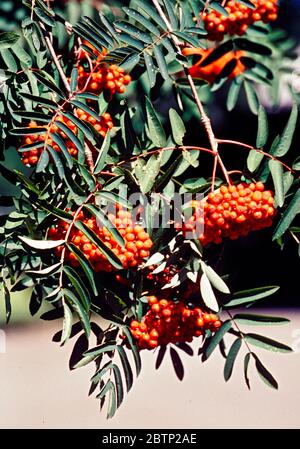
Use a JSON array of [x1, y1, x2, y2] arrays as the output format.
[[94, 132, 111, 174], [123, 7, 160, 37], [66, 243, 98, 295], [36, 149, 49, 173], [82, 16, 114, 47], [145, 97, 167, 147], [107, 383, 117, 419], [132, 0, 167, 30], [247, 149, 264, 173], [0, 31, 20, 49], [182, 149, 199, 168], [224, 286, 279, 308], [153, 45, 169, 81], [200, 272, 219, 312], [73, 23, 111, 54], [224, 338, 242, 381], [10, 127, 47, 136], [269, 160, 284, 207], [118, 33, 145, 50], [135, 155, 162, 194], [97, 190, 132, 209], [19, 92, 57, 109], [234, 38, 272, 56], [245, 334, 292, 353], [112, 363, 124, 408], [63, 266, 91, 311], [34, 7, 56, 27], [122, 326, 142, 376], [199, 41, 233, 67], [273, 103, 298, 157], [116, 21, 152, 44], [34, 72, 65, 99], [117, 346, 133, 392], [46, 145, 65, 178], [201, 262, 230, 294], [273, 188, 300, 240], [70, 68, 78, 93], [210, 1, 229, 15], [27, 262, 62, 277], [119, 52, 141, 72], [19, 236, 65, 250], [226, 79, 242, 111], [84, 342, 117, 358], [153, 155, 182, 192], [244, 81, 259, 114], [63, 289, 91, 338], [74, 221, 123, 270], [244, 353, 251, 390], [84, 203, 125, 248], [162, 0, 178, 28], [169, 109, 186, 146], [144, 53, 157, 88], [253, 354, 278, 389], [70, 100, 101, 123], [234, 313, 290, 326], [61, 303, 73, 346], [99, 12, 120, 42], [54, 121, 85, 157], [91, 361, 113, 384], [51, 133, 74, 169], [256, 105, 269, 148], [204, 320, 232, 360]]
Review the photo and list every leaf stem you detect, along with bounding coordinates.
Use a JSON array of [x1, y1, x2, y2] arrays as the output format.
[[217, 139, 300, 179]]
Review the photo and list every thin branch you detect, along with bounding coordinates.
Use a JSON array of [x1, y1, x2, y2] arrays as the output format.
[[217, 139, 300, 180], [42, 27, 72, 95], [115, 145, 216, 167]]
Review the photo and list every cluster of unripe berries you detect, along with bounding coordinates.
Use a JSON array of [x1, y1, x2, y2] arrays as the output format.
[[48, 205, 153, 272], [180, 182, 276, 246], [20, 109, 113, 166], [201, 0, 279, 41], [129, 296, 222, 350], [77, 45, 131, 97]]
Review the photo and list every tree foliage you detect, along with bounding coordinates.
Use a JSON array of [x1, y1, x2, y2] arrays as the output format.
[[0, 0, 298, 418]]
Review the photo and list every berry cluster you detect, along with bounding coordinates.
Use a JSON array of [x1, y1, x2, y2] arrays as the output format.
[[129, 296, 222, 350], [77, 44, 131, 97], [181, 182, 276, 246], [78, 64, 132, 97], [201, 0, 279, 41], [182, 47, 245, 83], [20, 109, 113, 166], [49, 205, 153, 272]]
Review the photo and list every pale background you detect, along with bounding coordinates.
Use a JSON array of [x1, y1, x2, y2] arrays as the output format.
[[0, 294, 299, 428]]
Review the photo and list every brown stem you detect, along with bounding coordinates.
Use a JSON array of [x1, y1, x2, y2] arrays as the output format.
[[43, 31, 72, 94], [211, 155, 218, 192], [226, 310, 253, 355], [115, 145, 216, 167], [217, 139, 300, 180]]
